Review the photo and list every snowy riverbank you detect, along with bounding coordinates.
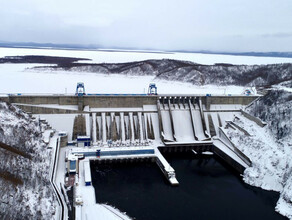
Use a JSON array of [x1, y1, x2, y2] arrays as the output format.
[[224, 90, 292, 219]]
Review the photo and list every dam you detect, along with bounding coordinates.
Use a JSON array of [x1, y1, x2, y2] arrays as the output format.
[[0, 91, 257, 174], [0, 86, 262, 220]]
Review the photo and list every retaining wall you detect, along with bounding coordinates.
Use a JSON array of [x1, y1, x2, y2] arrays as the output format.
[[218, 127, 252, 166], [241, 110, 267, 127]]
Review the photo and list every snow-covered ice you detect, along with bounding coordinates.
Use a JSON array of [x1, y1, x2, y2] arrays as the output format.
[[1, 47, 291, 95], [2, 47, 292, 65], [0, 63, 247, 95]]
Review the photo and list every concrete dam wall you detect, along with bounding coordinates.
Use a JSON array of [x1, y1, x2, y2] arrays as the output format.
[[1, 94, 256, 112]]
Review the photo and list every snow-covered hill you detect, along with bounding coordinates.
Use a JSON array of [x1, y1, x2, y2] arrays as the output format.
[[248, 90, 292, 218], [224, 90, 292, 219], [2, 55, 291, 89], [0, 102, 56, 219], [2, 47, 292, 65], [248, 90, 292, 142], [36, 59, 292, 88]]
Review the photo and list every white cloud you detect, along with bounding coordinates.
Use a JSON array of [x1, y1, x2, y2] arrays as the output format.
[[0, 0, 292, 51]]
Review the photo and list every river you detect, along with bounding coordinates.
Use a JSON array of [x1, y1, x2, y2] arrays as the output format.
[[91, 152, 286, 220]]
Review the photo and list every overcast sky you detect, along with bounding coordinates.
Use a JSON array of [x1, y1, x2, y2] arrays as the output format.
[[1, 0, 292, 52]]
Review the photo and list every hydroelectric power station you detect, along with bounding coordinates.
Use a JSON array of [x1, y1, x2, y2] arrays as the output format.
[[0, 83, 263, 220]]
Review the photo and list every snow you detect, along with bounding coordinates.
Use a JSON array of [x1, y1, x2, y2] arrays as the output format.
[[225, 114, 292, 219], [202, 151, 214, 155], [154, 148, 178, 181], [209, 113, 220, 135], [277, 192, 292, 219], [92, 113, 97, 144], [16, 103, 79, 110], [160, 110, 174, 141], [203, 114, 210, 135], [213, 139, 249, 168], [128, 112, 135, 142], [272, 85, 292, 93], [2, 47, 292, 65], [0, 102, 56, 219], [191, 108, 206, 140], [209, 104, 243, 111], [0, 63, 248, 95], [226, 115, 286, 191], [101, 113, 107, 143], [34, 114, 82, 141], [119, 113, 125, 142], [172, 109, 195, 142], [83, 161, 92, 184], [0, 47, 289, 95], [149, 113, 161, 141], [143, 105, 157, 111], [138, 112, 144, 142], [85, 114, 90, 136], [218, 112, 237, 126], [1, 46, 292, 218], [55, 145, 67, 192], [50, 136, 68, 220], [43, 129, 54, 144]]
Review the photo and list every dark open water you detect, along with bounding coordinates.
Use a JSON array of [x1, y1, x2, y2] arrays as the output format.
[[91, 152, 286, 220]]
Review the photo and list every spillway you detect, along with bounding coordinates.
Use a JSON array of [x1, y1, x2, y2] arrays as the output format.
[[172, 108, 195, 142]]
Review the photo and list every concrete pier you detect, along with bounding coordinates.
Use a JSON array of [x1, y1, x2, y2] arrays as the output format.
[[155, 148, 179, 185]]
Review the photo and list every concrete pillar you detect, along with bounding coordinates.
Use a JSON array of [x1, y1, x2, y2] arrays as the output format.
[[156, 99, 164, 142], [188, 99, 198, 140], [168, 98, 176, 141], [59, 135, 68, 147], [78, 96, 84, 111], [111, 113, 118, 141], [120, 112, 126, 143], [92, 113, 97, 143], [101, 113, 107, 144], [138, 112, 144, 143], [205, 96, 211, 110], [208, 114, 216, 137], [72, 114, 86, 140]]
